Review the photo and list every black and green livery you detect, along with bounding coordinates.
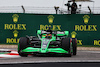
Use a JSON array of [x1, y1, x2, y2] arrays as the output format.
[[18, 28, 77, 57]]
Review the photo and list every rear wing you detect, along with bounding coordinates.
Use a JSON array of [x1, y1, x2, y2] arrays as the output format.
[[37, 30, 69, 36], [56, 31, 69, 36]]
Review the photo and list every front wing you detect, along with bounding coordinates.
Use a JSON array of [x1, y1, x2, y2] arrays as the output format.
[[21, 47, 69, 54]]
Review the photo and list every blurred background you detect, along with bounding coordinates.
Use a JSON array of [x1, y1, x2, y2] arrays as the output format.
[[0, 0, 99, 14]]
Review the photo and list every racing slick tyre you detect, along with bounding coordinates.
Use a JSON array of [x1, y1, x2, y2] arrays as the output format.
[[61, 38, 72, 57], [72, 38, 77, 55], [18, 37, 29, 57]]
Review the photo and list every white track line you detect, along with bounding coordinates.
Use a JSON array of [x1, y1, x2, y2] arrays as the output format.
[[1, 60, 100, 64]]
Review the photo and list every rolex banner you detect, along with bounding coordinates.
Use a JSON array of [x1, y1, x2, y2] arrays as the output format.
[[0, 13, 100, 46]]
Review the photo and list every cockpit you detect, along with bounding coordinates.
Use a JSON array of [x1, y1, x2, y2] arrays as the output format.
[[46, 34, 52, 39]]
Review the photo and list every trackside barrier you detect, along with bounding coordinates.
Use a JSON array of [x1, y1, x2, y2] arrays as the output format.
[[0, 13, 100, 46]]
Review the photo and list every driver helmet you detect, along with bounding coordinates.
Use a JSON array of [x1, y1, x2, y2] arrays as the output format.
[[46, 34, 52, 38]]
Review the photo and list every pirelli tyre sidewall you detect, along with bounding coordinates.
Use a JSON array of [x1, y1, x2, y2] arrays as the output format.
[[18, 37, 29, 57], [61, 38, 71, 51], [72, 38, 77, 55]]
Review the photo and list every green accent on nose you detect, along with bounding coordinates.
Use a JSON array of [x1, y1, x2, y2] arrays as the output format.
[[41, 48, 47, 53]]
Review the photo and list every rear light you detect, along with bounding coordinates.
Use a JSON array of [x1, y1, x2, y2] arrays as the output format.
[[70, 38, 72, 43], [75, 39, 77, 43]]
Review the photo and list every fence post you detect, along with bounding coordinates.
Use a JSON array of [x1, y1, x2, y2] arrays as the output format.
[[21, 5, 25, 13]]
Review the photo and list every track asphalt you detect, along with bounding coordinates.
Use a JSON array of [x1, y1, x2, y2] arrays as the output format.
[[0, 49, 100, 64]]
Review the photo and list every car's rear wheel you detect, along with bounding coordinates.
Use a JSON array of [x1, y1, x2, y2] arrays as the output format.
[[18, 37, 29, 57], [72, 38, 77, 55], [61, 38, 72, 57]]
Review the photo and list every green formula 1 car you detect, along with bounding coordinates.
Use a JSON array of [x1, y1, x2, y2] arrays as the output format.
[[18, 28, 77, 57]]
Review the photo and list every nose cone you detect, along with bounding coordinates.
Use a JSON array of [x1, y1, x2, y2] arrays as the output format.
[[41, 39, 50, 53], [41, 48, 47, 53]]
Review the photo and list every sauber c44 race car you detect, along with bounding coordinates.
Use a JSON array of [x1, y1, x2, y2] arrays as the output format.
[[18, 28, 77, 57]]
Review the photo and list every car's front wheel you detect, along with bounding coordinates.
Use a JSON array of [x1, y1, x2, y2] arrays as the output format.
[[18, 37, 29, 57], [61, 38, 72, 57]]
